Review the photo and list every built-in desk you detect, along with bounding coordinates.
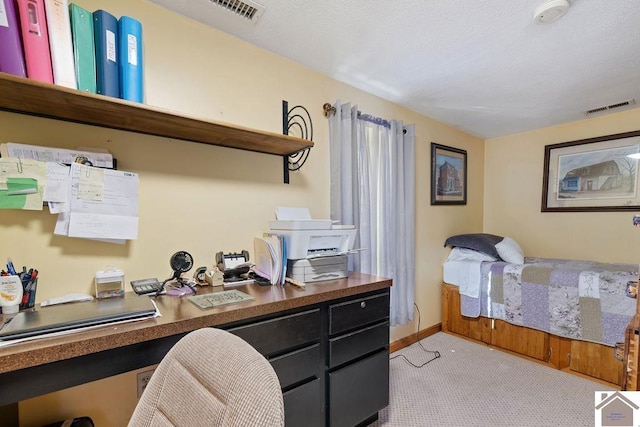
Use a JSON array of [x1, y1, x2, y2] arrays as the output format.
[[0, 273, 391, 426]]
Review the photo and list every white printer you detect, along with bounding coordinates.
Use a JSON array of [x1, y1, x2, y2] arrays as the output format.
[[269, 207, 356, 283]]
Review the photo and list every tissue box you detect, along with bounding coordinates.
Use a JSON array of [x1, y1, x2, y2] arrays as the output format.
[[95, 269, 125, 299]]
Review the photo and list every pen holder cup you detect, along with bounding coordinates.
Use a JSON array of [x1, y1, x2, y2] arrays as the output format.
[[19, 278, 37, 311]]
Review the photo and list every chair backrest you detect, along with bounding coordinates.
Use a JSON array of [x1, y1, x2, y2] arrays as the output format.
[[128, 328, 284, 427]]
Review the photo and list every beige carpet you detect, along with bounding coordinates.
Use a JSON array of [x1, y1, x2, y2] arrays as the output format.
[[371, 332, 615, 427]]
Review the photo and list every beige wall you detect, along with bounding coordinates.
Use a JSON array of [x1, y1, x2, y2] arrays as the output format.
[[484, 107, 640, 264], [6, 1, 484, 425]]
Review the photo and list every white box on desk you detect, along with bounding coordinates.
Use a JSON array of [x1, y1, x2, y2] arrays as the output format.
[[287, 255, 348, 283]]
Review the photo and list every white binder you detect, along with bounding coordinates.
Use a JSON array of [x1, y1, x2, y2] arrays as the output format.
[[44, 0, 77, 88]]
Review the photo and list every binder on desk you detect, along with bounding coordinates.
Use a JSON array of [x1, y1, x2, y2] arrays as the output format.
[[0, 0, 27, 77], [16, 0, 53, 83], [93, 9, 119, 98], [118, 15, 142, 102], [69, 3, 96, 93], [44, 0, 76, 88]]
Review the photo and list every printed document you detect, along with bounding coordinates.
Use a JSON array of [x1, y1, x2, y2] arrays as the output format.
[[55, 163, 138, 240], [1, 142, 114, 168], [0, 158, 46, 210]]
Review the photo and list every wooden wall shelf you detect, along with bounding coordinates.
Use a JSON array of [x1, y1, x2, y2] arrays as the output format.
[[0, 73, 314, 156]]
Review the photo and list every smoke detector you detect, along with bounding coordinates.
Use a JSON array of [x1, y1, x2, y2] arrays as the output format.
[[533, 0, 570, 24]]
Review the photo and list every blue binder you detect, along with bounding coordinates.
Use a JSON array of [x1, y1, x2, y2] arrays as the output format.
[[118, 16, 143, 102], [93, 9, 119, 97]]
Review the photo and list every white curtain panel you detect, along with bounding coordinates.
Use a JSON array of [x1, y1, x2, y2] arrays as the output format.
[[329, 101, 415, 326]]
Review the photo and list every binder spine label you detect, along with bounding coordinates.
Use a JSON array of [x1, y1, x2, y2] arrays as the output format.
[[26, 3, 42, 36], [106, 29, 115, 62], [127, 34, 137, 65], [0, 1, 9, 27]]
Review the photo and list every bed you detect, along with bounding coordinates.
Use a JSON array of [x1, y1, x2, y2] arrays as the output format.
[[441, 233, 639, 386]]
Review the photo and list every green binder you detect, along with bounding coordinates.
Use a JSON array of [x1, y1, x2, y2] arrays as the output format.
[[70, 3, 97, 93]]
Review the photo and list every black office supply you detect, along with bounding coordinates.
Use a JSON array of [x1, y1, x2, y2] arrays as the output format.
[[0, 296, 157, 340], [131, 278, 162, 295], [215, 250, 250, 281]]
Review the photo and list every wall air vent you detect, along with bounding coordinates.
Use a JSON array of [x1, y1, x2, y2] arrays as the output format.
[[585, 99, 636, 116], [208, 0, 266, 22]]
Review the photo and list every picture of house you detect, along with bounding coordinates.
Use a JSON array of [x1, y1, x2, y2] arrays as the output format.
[[557, 147, 638, 200], [560, 160, 623, 193]]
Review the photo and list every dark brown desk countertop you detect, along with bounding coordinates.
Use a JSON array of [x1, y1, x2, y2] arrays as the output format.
[[0, 273, 391, 375]]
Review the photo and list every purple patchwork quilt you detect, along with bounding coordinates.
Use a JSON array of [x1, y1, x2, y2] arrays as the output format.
[[459, 257, 638, 347]]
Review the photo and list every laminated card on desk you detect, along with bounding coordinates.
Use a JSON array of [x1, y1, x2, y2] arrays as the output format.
[[16, 0, 53, 83], [0, 0, 27, 77], [118, 15, 143, 102], [44, 0, 77, 88], [69, 3, 96, 93], [93, 9, 119, 98]]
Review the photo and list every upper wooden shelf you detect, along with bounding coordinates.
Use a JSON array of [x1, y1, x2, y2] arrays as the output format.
[[0, 73, 313, 156]]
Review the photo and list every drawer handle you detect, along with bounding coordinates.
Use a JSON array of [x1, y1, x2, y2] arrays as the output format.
[[360, 301, 366, 309]]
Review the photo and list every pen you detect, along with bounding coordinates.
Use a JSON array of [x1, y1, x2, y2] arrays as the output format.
[[6, 258, 16, 276], [21, 271, 30, 289], [28, 280, 37, 307], [285, 277, 306, 288]]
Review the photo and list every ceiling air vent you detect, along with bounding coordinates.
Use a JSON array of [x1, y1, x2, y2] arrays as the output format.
[[208, 0, 266, 22], [585, 99, 636, 116]]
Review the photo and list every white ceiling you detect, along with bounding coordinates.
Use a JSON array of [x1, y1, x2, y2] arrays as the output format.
[[146, 0, 640, 139]]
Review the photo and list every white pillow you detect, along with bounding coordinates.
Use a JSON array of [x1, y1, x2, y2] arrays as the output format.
[[446, 247, 497, 262], [495, 236, 524, 264]]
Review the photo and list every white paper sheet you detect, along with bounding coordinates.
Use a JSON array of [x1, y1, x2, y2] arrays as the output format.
[[0, 158, 47, 209], [1, 142, 114, 168], [43, 163, 70, 203], [62, 164, 138, 240]]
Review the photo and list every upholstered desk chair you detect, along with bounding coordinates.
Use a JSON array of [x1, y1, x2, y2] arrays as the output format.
[[128, 328, 284, 427]]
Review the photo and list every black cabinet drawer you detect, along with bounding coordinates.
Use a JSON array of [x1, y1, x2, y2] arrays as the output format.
[[283, 377, 323, 427], [329, 321, 389, 368], [329, 350, 389, 427], [270, 343, 321, 389], [228, 309, 320, 357], [329, 292, 389, 336]]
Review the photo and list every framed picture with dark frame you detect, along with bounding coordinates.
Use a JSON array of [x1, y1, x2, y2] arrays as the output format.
[[542, 130, 640, 212], [431, 143, 467, 205]]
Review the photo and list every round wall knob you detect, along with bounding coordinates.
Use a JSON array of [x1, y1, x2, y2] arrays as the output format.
[[360, 301, 366, 309]]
